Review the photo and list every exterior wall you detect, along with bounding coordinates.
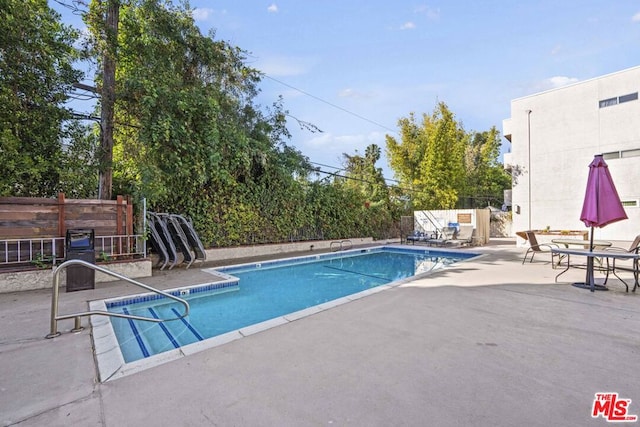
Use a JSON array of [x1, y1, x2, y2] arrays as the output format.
[[204, 237, 378, 262], [490, 212, 512, 237], [503, 66, 640, 244], [0, 260, 152, 294], [413, 209, 490, 244]]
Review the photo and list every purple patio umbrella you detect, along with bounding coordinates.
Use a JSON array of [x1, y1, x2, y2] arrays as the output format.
[[578, 154, 628, 291]]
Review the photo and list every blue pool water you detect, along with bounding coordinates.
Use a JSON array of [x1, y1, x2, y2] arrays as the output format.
[[106, 247, 476, 363]]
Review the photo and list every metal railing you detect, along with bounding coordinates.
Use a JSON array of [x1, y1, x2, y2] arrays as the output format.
[[94, 234, 146, 260], [46, 259, 189, 338], [1, 237, 64, 266], [416, 211, 445, 238], [0, 234, 145, 268], [330, 240, 353, 252]]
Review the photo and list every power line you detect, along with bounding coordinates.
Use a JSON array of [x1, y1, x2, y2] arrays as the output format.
[[308, 161, 402, 185], [263, 74, 397, 134]]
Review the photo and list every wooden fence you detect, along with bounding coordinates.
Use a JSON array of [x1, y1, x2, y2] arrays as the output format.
[[0, 193, 138, 268], [0, 193, 133, 239]]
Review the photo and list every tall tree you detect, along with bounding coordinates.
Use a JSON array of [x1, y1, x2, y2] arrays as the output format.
[[86, 0, 120, 200], [0, 0, 81, 197], [342, 143, 389, 206], [461, 127, 511, 207], [386, 102, 467, 209], [87, 0, 315, 244]]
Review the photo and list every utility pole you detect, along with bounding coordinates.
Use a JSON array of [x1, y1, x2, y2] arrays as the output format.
[[98, 0, 119, 200]]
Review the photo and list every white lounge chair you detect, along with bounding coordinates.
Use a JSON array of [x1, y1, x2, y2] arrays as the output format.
[[447, 225, 474, 247]]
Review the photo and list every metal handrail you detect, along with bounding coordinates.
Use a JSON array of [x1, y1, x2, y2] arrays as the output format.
[[330, 240, 353, 252], [46, 259, 190, 339], [416, 211, 445, 238]]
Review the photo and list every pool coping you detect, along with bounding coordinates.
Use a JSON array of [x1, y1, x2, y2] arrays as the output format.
[[91, 245, 484, 382]]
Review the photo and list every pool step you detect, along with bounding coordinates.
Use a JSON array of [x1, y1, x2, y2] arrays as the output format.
[[148, 308, 180, 349], [111, 305, 204, 361], [148, 306, 203, 345], [120, 307, 150, 360], [171, 307, 204, 341]]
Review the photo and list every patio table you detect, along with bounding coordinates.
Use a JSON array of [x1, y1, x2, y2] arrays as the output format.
[[551, 247, 640, 292], [551, 239, 612, 268], [551, 238, 612, 249]]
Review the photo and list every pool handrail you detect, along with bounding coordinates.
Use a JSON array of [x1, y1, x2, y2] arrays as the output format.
[[330, 240, 353, 252], [46, 259, 190, 339]]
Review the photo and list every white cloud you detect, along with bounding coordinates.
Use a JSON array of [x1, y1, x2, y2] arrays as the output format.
[[550, 45, 562, 55], [547, 76, 579, 88], [414, 5, 440, 20], [307, 131, 386, 151], [533, 76, 580, 92], [338, 88, 372, 99], [632, 12, 640, 22], [268, 4, 278, 13], [400, 21, 416, 30], [192, 8, 215, 21], [256, 55, 316, 77]]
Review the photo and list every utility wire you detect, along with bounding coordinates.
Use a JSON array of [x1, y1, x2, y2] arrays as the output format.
[[263, 74, 397, 134], [308, 161, 402, 185]]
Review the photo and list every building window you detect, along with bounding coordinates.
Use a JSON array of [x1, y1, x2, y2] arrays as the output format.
[[599, 92, 638, 108], [603, 149, 640, 160], [619, 92, 638, 104], [603, 151, 620, 160], [621, 148, 640, 158], [621, 200, 638, 208], [599, 97, 618, 108]]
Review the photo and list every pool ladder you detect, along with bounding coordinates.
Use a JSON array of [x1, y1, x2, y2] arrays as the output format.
[[330, 240, 353, 252], [45, 259, 190, 339]]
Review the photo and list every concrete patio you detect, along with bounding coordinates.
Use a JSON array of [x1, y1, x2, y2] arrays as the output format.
[[1, 238, 639, 426]]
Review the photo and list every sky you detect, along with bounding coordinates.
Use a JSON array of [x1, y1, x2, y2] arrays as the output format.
[[51, 0, 640, 180]]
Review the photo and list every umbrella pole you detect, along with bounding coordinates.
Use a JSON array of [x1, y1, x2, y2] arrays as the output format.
[[589, 226, 595, 292]]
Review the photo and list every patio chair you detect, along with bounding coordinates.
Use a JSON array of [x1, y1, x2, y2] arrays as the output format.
[[447, 225, 474, 247], [406, 231, 425, 244], [603, 234, 640, 292], [427, 226, 457, 247], [522, 231, 560, 265]]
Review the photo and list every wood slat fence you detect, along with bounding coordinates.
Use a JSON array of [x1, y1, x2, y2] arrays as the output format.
[[0, 193, 133, 238], [0, 193, 139, 268]]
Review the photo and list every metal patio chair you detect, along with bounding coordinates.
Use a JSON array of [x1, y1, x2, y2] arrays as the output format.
[[603, 234, 640, 292], [522, 231, 560, 265]]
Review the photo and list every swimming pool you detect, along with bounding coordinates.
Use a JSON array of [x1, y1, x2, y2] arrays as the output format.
[[91, 245, 480, 381]]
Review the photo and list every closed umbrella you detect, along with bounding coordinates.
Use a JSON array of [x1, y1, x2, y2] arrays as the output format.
[[578, 154, 628, 291]]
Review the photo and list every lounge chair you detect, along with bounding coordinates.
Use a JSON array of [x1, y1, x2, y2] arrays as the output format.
[[447, 225, 474, 247], [522, 231, 560, 265], [406, 231, 426, 244], [427, 226, 457, 246], [603, 234, 640, 291]]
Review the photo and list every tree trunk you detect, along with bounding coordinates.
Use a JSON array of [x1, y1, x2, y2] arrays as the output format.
[[98, 0, 119, 200]]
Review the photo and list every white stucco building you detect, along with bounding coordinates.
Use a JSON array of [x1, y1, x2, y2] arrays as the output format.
[[503, 66, 640, 243]]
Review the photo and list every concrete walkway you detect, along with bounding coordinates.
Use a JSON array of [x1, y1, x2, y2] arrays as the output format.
[[1, 239, 639, 426]]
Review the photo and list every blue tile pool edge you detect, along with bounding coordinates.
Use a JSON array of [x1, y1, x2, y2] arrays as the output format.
[[211, 244, 478, 275], [90, 244, 484, 382]]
